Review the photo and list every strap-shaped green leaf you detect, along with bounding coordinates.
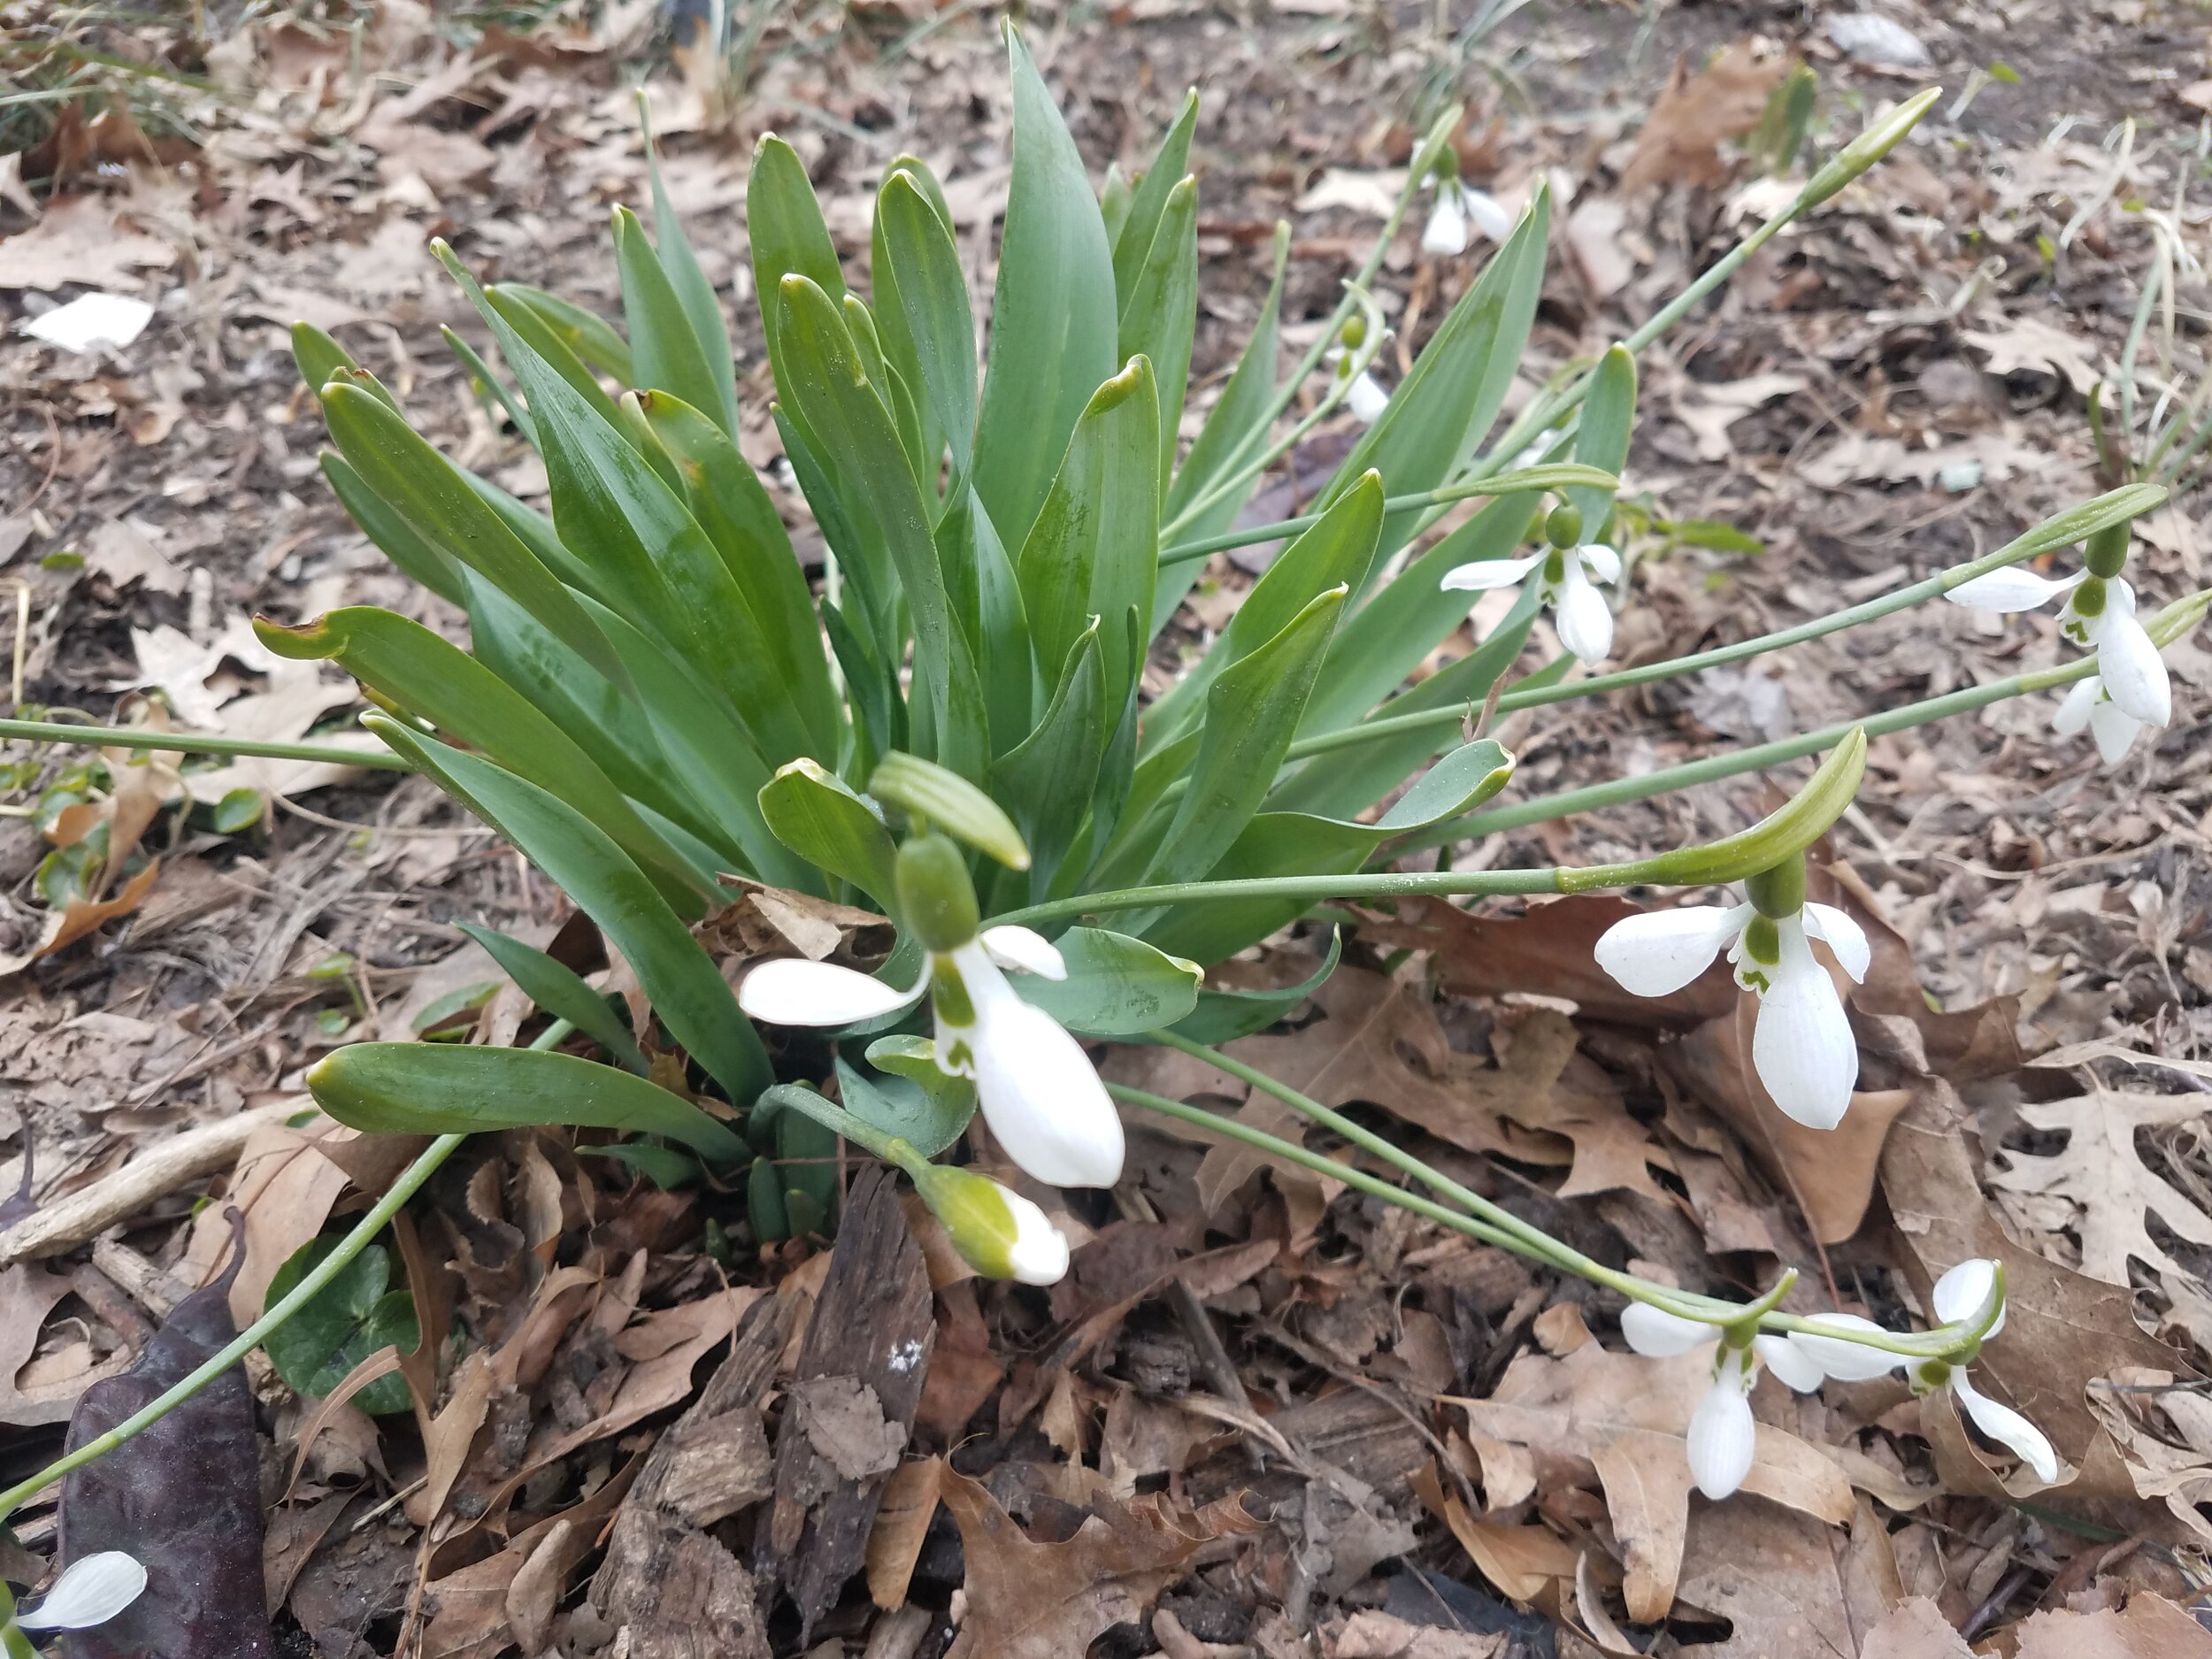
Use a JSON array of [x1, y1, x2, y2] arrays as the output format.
[[648, 146, 741, 438], [319, 380, 626, 689], [1010, 926, 1201, 1036], [307, 1043, 748, 1164], [1171, 930, 1340, 1043], [1117, 174, 1198, 496], [613, 205, 732, 443], [1110, 88, 1198, 305], [747, 132, 845, 449], [318, 452, 465, 606], [934, 485, 1031, 757], [256, 605, 715, 912], [758, 758, 898, 909], [1570, 344, 1636, 534], [457, 921, 649, 1073], [1015, 357, 1160, 723], [498, 283, 636, 384], [1322, 184, 1552, 586], [877, 167, 979, 480], [993, 621, 1105, 897], [444, 324, 539, 447], [972, 27, 1118, 552], [291, 323, 399, 413], [365, 715, 773, 1102], [485, 283, 628, 431]]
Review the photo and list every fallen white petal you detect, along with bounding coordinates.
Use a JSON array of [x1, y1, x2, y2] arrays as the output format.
[[737, 957, 925, 1026], [1440, 552, 1542, 592], [1578, 543, 1623, 586], [980, 925, 1066, 980], [1953, 1371, 2058, 1483], [2087, 698, 2145, 765], [1932, 1258, 2002, 1333], [14, 1551, 148, 1631], [1347, 372, 1391, 425], [1421, 191, 1469, 256], [23, 293, 155, 355], [971, 997, 1125, 1188], [1550, 561, 1616, 665], [1755, 1332, 1825, 1394], [1686, 1365, 1756, 1500], [1786, 1315, 1907, 1382], [1801, 902, 1871, 984], [1943, 565, 2085, 613], [1621, 1302, 1716, 1357], [2091, 601, 2171, 727], [1749, 935, 1858, 1130], [1594, 904, 1747, 998]]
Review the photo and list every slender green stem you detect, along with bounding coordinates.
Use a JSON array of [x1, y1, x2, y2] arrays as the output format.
[[1284, 482, 2170, 766], [0, 1018, 575, 1524], [0, 717, 411, 772], [996, 864, 1563, 931]]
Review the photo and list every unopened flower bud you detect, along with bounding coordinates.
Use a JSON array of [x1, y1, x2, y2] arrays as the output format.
[[1544, 502, 1585, 549], [906, 1159, 1071, 1285]]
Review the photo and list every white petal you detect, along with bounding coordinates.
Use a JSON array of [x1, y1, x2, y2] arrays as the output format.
[[1461, 187, 1515, 242], [1686, 1366, 1756, 1500], [1620, 1302, 1717, 1356], [1801, 902, 1870, 984], [1348, 373, 1391, 425], [1953, 1371, 2058, 1482], [1577, 543, 1622, 585], [980, 925, 1066, 980], [1932, 1258, 2001, 1332], [737, 957, 926, 1026], [1755, 1333, 1825, 1394], [2052, 675, 2100, 736], [1421, 192, 1468, 256], [1943, 565, 2085, 612], [2092, 602, 2171, 727], [1749, 930, 1858, 1130], [1440, 553, 1541, 592], [1549, 560, 1615, 665], [2088, 698, 2145, 765], [971, 998, 1125, 1187], [1002, 1187, 1072, 1286], [1787, 1315, 1908, 1382], [1594, 904, 1747, 999], [14, 1552, 148, 1632]]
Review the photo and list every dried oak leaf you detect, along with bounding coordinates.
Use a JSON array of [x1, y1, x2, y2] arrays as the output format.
[[939, 1470, 1261, 1659], [2011, 1593, 2212, 1656], [1619, 41, 1789, 195], [1450, 1310, 1851, 1622], [1985, 1086, 2212, 1287]]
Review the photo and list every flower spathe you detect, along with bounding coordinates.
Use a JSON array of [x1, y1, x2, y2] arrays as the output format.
[[1594, 895, 1869, 1129], [1620, 1303, 1822, 1500], [1946, 566, 2172, 740], [12, 1551, 147, 1632], [736, 926, 1125, 1190], [1441, 540, 1622, 666]]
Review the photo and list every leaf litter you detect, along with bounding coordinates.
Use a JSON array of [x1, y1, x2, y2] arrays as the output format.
[[4, 0, 2212, 1655]]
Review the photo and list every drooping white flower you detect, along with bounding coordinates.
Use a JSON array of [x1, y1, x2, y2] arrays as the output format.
[[1421, 185, 1468, 256], [2052, 673, 2147, 765], [737, 926, 1125, 1189], [1947, 567, 2171, 732], [1594, 895, 1870, 1129], [1441, 539, 1622, 665], [1620, 1302, 1823, 1500], [12, 1552, 148, 1632], [1789, 1261, 2058, 1483], [1459, 186, 1515, 242], [1323, 347, 1391, 424]]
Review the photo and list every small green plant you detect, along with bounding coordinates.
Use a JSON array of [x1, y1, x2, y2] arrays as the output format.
[[2, 41, 2204, 1551]]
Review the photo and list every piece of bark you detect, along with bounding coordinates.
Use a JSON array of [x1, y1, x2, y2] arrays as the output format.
[[756, 1164, 934, 1642], [584, 1289, 796, 1659]]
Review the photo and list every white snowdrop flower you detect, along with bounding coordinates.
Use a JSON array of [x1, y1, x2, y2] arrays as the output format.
[[12, 1552, 148, 1632], [1946, 566, 2171, 730], [738, 924, 1125, 1190], [1421, 184, 1469, 256], [1441, 504, 1622, 666], [1620, 1303, 1822, 1500], [1459, 186, 1515, 243], [2052, 673, 2148, 765], [1593, 887, 1869, 1129], [1324, 347, 1391, 424], [1789, 1261, 2057, 1484]]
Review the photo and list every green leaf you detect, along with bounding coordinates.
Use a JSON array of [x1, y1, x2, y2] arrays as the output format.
[[1322, 185, 1551, 586], [365, 715, 773, 1102], [637, 388, 842, 759], [748, 132, 845, 447], [457, 922, 649, 1073], [291, 324, 399, 413], [1015, 357, 1160, 724], [934, 484, 1031, 757], [262, 1238, 419, 1417], [308, 1042, 749, 1163], [212, 787, 263, 833], [579, 1141, 700, 1189], [972, 27, 1119, 552], [992, 621, 1106, 896], [1116, 174, 1198, 495], [836, 1052, 972, 1160], [614, 204, 732, 440], [748, 1155, 791, 1241], [319, 381, 625, 687], [1171, 930, 1341, 1043], [1010, 926, 1201, 1036], [254, 605, 716, 912], [1110, 88, 1198, 305], [485, 283, 628, 432], [648, 148, 741, 437], [877, 167, 979, 480], [318, 452, 467, 606], [758, 758, 898, 908], [498, 283, 635, 384], [444, 325, 539, 447], [778, 1109, 840, 1238], [1569, 343, 1636, 536]]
